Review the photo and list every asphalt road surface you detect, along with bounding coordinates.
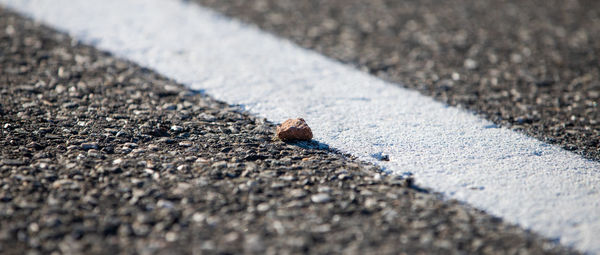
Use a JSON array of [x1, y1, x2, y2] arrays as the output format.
[[1, 0, 598, 254]]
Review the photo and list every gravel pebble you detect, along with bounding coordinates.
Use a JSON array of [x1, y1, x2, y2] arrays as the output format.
[[81, 142, 99, 150], [310, 193, 331, 203]]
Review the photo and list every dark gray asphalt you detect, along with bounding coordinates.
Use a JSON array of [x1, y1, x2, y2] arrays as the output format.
[[0, 7, 577, 255], [195, 0, 600, 161]]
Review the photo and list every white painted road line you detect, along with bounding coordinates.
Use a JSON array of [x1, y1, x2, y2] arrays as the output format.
[[2, 0, 599, 253]]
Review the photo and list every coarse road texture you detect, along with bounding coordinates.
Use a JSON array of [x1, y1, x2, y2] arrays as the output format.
[[195, 0, 600, 161], [0, 8, 577, 255]]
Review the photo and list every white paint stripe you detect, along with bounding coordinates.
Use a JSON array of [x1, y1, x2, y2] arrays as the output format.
[[3, 0, 599, 252]]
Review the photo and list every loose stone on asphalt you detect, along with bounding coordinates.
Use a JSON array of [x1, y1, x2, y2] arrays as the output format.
[[276, 118, 313, 142], [0, 6, 578, 255]]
